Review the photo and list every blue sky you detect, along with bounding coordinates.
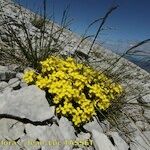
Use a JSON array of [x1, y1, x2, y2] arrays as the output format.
[[14, 0, 150, 53]]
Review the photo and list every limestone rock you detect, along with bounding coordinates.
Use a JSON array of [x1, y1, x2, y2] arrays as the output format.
[[0, 144, 21, 150], [108, 132, 129, 150], [137, 94, 150, 106], [0, 119, 25, 140], [130, 133, 150, 150], [135, 121, 150, 131], [20, 80, 28, 88], [83, 118, 103, 133], [0, 81, 12, 94], [25, 123, 64, 150], [143, 108, 150, 121], [16, 73, 23, 79], [76, 132, 91, 140], [92, 130, 117, 150], [18, 135, 41, 150], [0, 81, 8, 92], [0, 81, 8, 89], [59, 117, 76, 140], [143, 131, 150, 141], [8, 78, 20, 89], [142, 94, 150, 104], [0, 85, 54, 122], [8, 64, 20, 72]]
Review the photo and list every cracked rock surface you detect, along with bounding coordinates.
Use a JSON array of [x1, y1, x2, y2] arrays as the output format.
[[0, 85, 55, 122]]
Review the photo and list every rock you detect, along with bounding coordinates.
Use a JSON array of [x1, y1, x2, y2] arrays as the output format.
[[137, 94, 150, 106], [0, 66, 8, 72], [0, 143, 21, 150], [0, 65, 16, 81], [20, 80, 28, 88], [57, 117, 76, 149], [0, 119, 25, 140], [83, 117, 103, 133], [75, 132, 92, 149], [0, 85, 55, 122], [25, 123, 64, 140], [59, 117, 76, 140], [0, 81, 8, 92], [142, 94, 150, 104], [135, 121, 150, 131], [25, 124, 47, 139], [25, 123, 64, 150], [8, 64, 20, 72], [2, 87, 13, 94], [8, 78, 20, 89], [76, 132, 91, 140], [143, 131, 150, 141], [130, 133, 150, 150], [143, 108, 150, 121], [0, 82, 13, 93], [16, 73, 23, 79], [18, 135, 41, 150], [92, 130, 117, 150], [108, 132, 129, 150]]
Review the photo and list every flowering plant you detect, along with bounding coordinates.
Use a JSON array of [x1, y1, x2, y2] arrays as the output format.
[[23, 56, 123, 126]]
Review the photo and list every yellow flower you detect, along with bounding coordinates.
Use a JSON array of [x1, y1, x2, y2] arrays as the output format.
[[23, 70, 36, 84], [23, 55, 123, 127]]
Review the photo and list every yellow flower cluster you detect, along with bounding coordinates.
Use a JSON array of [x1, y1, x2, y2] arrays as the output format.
[[23, 70, 36, 84], [23, 56, 123, 126]]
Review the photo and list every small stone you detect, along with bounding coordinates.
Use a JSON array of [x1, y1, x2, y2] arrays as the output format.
[[0, 81, 8, 92], [142, 94, 150, 103], [83, 117, 103, 133], [135, 121, 150, 131], [76, 132, 91, 140], [92, 130, 117, 150], [8, 78, 20, 89], [59, 117, 76, 140], [8, 64, 20, 72], [75, 132, 92, 149], [0, 119, 25, 140], [108, 132, 129, 150], [25, 123, 64, 150], [20, 80, 28, 88], [130, 133, 150, 150], [16, 73, 23, 79], [143, 108, 150, 120], [18, 135, 41, 150], [143, 131, 150, 141], [137, 94, 150, 106], [3, 87, 13, 94]]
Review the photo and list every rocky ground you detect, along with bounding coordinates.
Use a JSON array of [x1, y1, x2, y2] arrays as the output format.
[[0, 64, 149, 150], [0, 65, 127, 150], [0, 0, 150, 150]]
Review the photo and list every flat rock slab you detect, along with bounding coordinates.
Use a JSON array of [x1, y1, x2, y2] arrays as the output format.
[[0, 85, 55, 122], [0, 118, 25, 140], [92, 130, 117, 150], [108, 132, 129, 150], [24, 123, 64, 150], [8, 78, 20, 88]]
